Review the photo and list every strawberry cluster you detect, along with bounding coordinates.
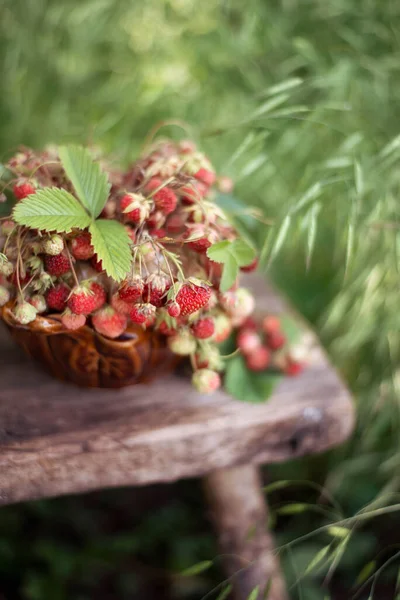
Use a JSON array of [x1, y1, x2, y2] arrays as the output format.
[[0, 140, 303, 395]]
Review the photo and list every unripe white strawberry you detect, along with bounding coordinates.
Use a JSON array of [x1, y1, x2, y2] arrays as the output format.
[[194, 344, 223, 371], [42, 234, 64, 256], [0, 259, 13, 277], [29, 294, 47, 314], [13, 301, 37, 324], [220, 287, 255, 320], [168, 330, 197, 356], [192, 369, 221, 394], [0, 286, 10, 307], [212, 312, 232, 343]]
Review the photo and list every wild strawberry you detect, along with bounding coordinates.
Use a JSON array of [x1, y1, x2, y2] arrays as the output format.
[[90, 281, 107, 311], [111, 293, 132, 316], [180, 182, 208, 205], [92, 306, 127, 339], [175, 282, 211, 316], [0, 286, 10, 307], [167, 301, 180, 318], [44, 252, 70, 277], [144, 177, 163, 193], [146, 210, 166, 230], [150, 228, 166, 239], [212, 312, 232, 343], [188, 237, 212, 254], [178, 139, 197, 154], [118, 276, 144, 303], [194, 345, 223, 370], [166, 212, 186, 233], [192, 369, 221, 394], [241, 316, 257, 331], [284, 358, 304, 377], [241, 257, 259, 273], [13, 301, 37, 324], [13, 180, 36, 199], [143, 274, 171, 307], [29, 294, 47, 313], [153, 187, 178, 215], [91, 255, 103, 273], [0, 259, 14, 277], [266, 330, 286, 351], [42, 234, 64, 256], [262, 316, 281, 335], [61, 309, 86, 331], [205, 258, 223, 280], [205, 289, 218, 310], [167, 330, 197, 356], [246, 347, 270, 372], [67, 284, 99, 315], [237, 329, 262, 355], [194, 168, 216, 187], [8, 270, 30, 287], [220, 288, 255, 321], [157, 320, 178, 336], [46, 283, 70, 311], [129, 303, 156, 325], [70, 232, 94, 260], [191, 317, 215, 339], [120, 193, 150, 224]]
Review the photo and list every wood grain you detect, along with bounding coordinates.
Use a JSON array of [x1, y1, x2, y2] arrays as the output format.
[[0, 276, 354, 506]]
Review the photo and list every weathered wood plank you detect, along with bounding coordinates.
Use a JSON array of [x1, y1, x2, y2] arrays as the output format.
[[0, 277, 354, 506]]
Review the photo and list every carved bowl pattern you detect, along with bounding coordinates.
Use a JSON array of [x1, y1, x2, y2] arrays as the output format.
[[1, 303, 179, 388]]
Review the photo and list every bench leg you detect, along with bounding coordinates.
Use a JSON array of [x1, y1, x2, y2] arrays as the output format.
[[203, 464, 288, 600]]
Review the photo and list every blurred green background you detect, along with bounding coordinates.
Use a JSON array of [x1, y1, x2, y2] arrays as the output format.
[[1, 0, 400, 598]]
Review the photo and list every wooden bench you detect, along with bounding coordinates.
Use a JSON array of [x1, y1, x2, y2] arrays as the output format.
[[0, 276, 354, 600]]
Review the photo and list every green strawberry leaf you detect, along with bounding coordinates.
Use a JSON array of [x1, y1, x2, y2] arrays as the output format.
[[224, 355, 282, 403], [220, 253, 239, 292], [230, 239, 256, 267], [13, 187, 92, 233], [206, 240, 232, 262], [59, 145, 111, 218], [89, 219, 132, 282]]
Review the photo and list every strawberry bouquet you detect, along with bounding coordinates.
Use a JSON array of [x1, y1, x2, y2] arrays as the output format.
[[0, 139, 303, 399]]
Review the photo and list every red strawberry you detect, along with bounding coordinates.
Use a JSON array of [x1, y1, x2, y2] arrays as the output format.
[[192, 369, 221, 394], [246, 347, 270, 372], [129, 303, 156, 324], [157, 320, 178, 336], [13, 181, 36, 199], [144, 177, 163, 194], [120, 193, 150, 224], [167, 301, 180, 318], [284, 359, 304, 377], [91, 255, 104, 273], [241, 257, 259, 273], [188, 237, 212, 254], [111, 293, 132, 316], [70, 232, 94, 260], [180, 182, 207, 205], [166, 212, 186, 233], [143, 275, 171, 307], [92, 306, 127, 339], [153, 187, 177, 215], [67, 285, 97, 315], [44, 252, 70, 277], [267, 331, 286, 351], [150, 228, 166, 239], [262, 316, 281, 335], [90, 281, 107, 311], [237, 329, 262, 355], [61, 309, 86, 331], [191, 317, 215, 339], [175, 283, 211, 316], [194, 168, 216, 187], [146, 210, 166, 230], [118, 277, 144, 303], [46, 284, 70, 311]]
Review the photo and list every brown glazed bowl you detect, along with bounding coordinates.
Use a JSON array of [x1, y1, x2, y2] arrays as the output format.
[[1, 303, 179, 388]]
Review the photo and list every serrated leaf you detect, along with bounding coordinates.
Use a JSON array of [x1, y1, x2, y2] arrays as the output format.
[[355, 560, 376, 586], [181, 560, 213, 576], [230, 239, 256, 267], [13, 188, 92, 233], [225, 355, 282, 403], [207, 240, 232, 263], [59, 145, 111, 218], [304, 545, 331, 575], [89, 219, 132, 282], [220, 254, 239, 292]]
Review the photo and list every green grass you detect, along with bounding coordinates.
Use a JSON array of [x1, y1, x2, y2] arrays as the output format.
[[1, 0, 400, 597]]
